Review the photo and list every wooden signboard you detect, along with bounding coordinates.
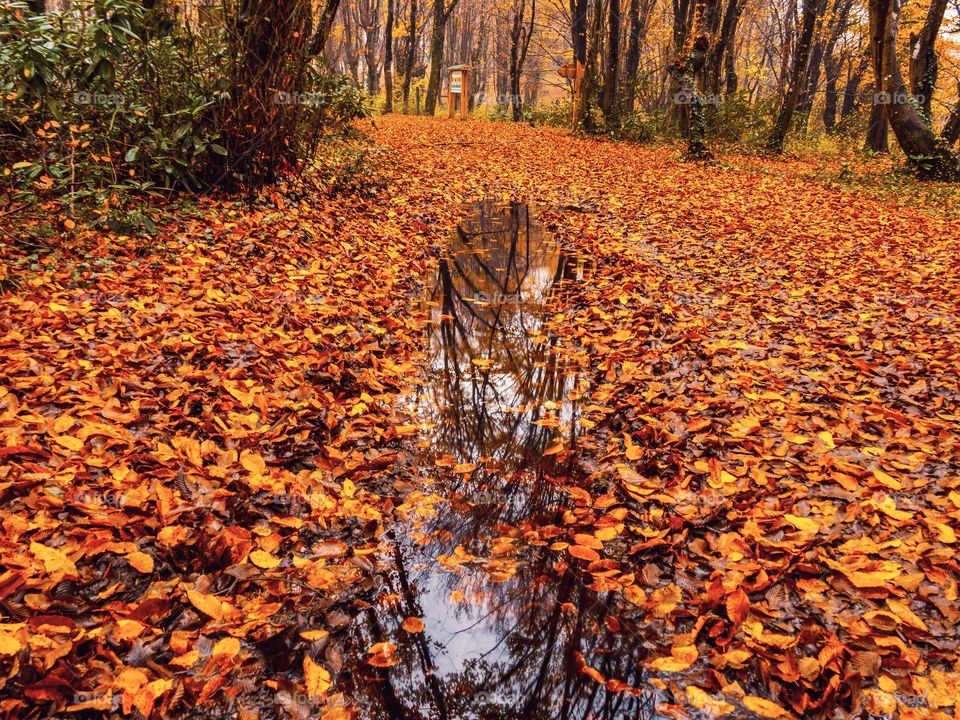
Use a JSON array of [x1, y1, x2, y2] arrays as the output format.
[[558, 61, 585, 130], [447, 65, 470, 120]]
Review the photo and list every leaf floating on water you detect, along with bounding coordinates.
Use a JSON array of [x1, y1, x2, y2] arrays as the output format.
[[401, 617, 425, 633], [367, 642, 400, 668], [741, 696, 793, 718]]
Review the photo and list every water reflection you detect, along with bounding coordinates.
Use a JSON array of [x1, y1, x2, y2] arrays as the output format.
[[341, 202, 658, 720]]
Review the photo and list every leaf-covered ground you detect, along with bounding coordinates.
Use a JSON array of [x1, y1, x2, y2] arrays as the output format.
[[1, 116, 959, 719]]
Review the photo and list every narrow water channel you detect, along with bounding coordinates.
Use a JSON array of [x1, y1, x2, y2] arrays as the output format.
[[340, 201, 661, 719]]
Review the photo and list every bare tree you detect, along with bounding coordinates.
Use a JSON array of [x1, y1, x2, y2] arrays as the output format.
[[424, 0, 462, 114]]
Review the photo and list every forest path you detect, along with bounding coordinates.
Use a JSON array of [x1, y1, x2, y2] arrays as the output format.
[[346, 115, 960, 719]]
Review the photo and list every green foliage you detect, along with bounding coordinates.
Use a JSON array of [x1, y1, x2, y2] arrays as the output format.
[[616, 110, 673, 144], [705, 92, 777, 146], [0, 0, 369, 226], [314, 135, 386, 196], [523, 98, 572, 128]]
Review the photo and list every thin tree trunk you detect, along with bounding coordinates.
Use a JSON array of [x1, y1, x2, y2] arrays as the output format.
[[707, 0, 741, 98], [766, 0, 820, 153], [624, 0, 643, 113], [402, 0, 417, 111], [308, 0, 343, 55], [424, 0, 459, 115], [602, 0, 622, 125], [865, 100, 890, 151], [384, 0, 395, 112], [908, 0, 947, 119]]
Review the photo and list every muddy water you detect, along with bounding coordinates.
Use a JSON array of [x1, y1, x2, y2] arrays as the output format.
[[340, 202, 660, 719]]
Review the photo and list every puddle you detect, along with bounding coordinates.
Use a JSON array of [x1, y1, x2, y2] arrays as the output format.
[[339, 201, 661, 719]]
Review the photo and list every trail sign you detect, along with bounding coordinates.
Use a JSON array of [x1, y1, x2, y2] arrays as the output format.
[[558, 62, 586, 130], [447, 65, 470, 120]]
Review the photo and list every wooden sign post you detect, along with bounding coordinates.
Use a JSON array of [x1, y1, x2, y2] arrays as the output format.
[[447, 65, 470, 120], [558, 61, 586, 130]]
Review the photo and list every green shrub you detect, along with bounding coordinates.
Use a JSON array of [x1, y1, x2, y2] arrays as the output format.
[[706, 92, 777, 146], [617, 110, 673, 143], [0, 0, 368, 226], [523, 97, 573, 128]]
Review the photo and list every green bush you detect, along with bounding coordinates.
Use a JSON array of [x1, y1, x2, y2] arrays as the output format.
[[617, 110, 673, 143], [706, 92, 777, 146], [0, 0, 368, 224], [523, 98, 573, 128]]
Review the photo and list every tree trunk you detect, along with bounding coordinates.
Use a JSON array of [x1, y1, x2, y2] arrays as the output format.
[[943, 96, 960, 146], [402, 0, 417, 111], [577, 0, 603, 132], [869, 0, 959, 178], [822, 55, 839, 132], [308, 0, 343, 55], [707, 0, 741, 98], [570, 0, 589, 65], [602, 0, 621, 126], [384, 0, 394, 112], [908, 0, 947, 119], [840, 53, 868, 122], [766, 0, 820, 153], [508, 0, 535, 121], [623, 0, 656, 114], [865, 101, 890, 151], [424, 0, 459, 115]]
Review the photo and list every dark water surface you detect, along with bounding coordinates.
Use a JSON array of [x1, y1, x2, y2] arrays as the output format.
[[339, 202, 660, 720]]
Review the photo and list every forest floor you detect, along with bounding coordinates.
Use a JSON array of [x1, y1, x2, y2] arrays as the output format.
[[1, 115, 959, 720]]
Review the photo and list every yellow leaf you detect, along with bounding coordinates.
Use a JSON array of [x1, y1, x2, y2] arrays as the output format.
[[223, 379, 256, 406], [304, 656, 331, 699], [877, 675, 897, 692], [186, 589, 238, 621], [127, 551, 154, 574], [568, 545, 600, 562], [115, 667, 149, 694], [240, 450, 267, 474], [649, 655, 695, 672], [30, 541, 77, 577], [0, 632, 22, 656], [884, 599, 928, 631], [871, 468, 903, 490], [169, 650, 199, 668], [594, 526, 619, 541], [650, 644, 698, 671], [742, 696, 791, 718], [783, 514, 818, 533], [249, 549, 281, 569], [212, 636, 241, 657], [51, 434, 84, 452], [686, 686, 735, 716]]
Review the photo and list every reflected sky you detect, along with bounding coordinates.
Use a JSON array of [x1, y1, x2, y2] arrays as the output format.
[[339, 202, 662, 720]]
